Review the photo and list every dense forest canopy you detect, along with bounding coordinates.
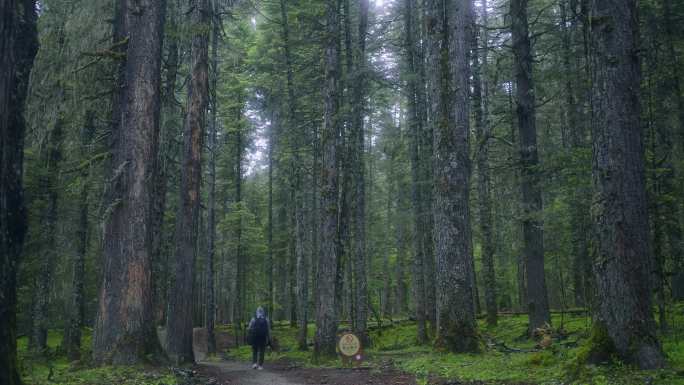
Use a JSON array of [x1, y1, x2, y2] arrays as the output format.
[[2, 0, 684, 383]]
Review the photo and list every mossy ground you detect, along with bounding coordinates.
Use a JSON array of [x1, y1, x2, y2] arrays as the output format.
[[19, 307, 684, 384], [17, 329, 177, 385], [229, 308, 684, 385]]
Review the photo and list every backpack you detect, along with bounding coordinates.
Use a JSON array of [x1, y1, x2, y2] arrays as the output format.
[[251, 317, 268, 343]]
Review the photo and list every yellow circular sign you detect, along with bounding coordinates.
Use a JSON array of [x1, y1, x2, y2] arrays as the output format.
[[338, 333, 361, 357]]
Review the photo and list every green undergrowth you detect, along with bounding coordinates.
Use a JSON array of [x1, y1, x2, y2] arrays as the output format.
[[18, 307, 684, 385], [17, 329, 177, 385], [249, 309, 684, 385]]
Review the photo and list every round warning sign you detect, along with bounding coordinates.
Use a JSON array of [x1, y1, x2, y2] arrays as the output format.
[[338, 333, 361, 357]]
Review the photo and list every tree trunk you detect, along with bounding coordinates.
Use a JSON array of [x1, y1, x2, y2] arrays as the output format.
[[278, 0, 308, 350], [0, 1, 38, 382], [510, 0, 550, 334], [267, 106, 277, 318], [559, 0, 591, 309], [64, 112, 96, 361], [419, 2, 437, 333], [472, 0, 496, 327], [426, 0, 478, 353], [404, 0, 428, 344], [234, 102, 245, 334], [588, 0, 665, 369], [93, 0, 166, 364], [166, 0, 209, 365], [381, 159, 394, 318], [351, 0, 370, 346], [151, 0, 181, 328], [205, 0, 220, 355], [314, 0, 341, 361], [32, 116, 64, 352]]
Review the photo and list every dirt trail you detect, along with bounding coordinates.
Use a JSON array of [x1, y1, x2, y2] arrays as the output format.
[[198, 360, 304, 385], [196, 359, 419, 385]]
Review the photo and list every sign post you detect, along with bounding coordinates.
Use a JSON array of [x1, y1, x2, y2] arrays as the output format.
[[338, 333, 363, 367]]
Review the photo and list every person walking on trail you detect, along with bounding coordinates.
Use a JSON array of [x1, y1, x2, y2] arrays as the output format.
[[247, 306, 271, 370]]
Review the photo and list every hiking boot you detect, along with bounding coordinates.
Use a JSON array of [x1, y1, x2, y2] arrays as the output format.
[[252, 363, 258, 369], [257, 366, 263, 370]]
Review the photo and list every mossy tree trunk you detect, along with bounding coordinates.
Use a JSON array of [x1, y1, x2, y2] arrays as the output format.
[[426, 0, 479, 353], [589, 0, 665, 369], [93, 0, 166, 365]]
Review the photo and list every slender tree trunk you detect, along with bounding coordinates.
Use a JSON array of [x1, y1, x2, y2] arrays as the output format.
[[205, 0, 220, 355], [1, 1, 38, 382], [381, 160, 393, 317], [32, 117, 64, 352], [419, 1, 437, 333], [338, 0, 354, 327], [64, 112, 96, 360], [395, 214, 408, 315], [559, 0, 591, 309], [311, 122, 320, 317], [510, 0, 550, 334], [404, 0, 428, 344], [314, 0, 341, 361], [166, 0, 209, 365], [588, 0, 665, 369], [151, 0, 180, 328], [267, 107, 275, 318], [351, 0, 370, 346], [93, 0, 166, 364], [426, 0, 478, 353], [278, 0, 308, 349], [234, 104, 245, 335], [472, 0, 496, 327]]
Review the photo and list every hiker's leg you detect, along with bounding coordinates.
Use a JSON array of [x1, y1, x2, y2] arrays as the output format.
[[258, 345, 265, 366], [252, 345, 258, 364]]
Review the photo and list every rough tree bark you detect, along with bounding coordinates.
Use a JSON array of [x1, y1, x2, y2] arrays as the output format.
[[1, 0, 38, 382], [338, 0, 354, 327], [472, 0, 496, 327], [588, 0, 666, 369], [351, 0, 370, 346], [167, 0, 209, 365], [404, 0, 427, 344], [314, 0, 341, 362], [510, 0, 551, 334], [426, 0, 479, 353], [93, 0, 166, 365], [151, 0, 181, 327], [205, 0, 220, 355]]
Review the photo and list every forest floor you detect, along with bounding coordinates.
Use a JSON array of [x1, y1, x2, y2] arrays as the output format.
[[17, 306, 684, 385], [195, 358, 418, 385]]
